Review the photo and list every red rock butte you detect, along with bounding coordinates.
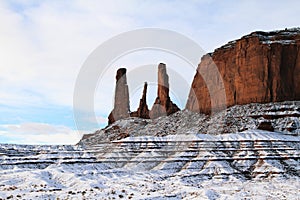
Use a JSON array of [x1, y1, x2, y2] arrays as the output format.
[[186, 28, 300, 114]]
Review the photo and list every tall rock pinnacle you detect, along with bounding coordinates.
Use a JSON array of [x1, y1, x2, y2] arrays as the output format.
[[150, 63, 180, 118], [131, 82, 150, 119], [108, 68, 130, 124]]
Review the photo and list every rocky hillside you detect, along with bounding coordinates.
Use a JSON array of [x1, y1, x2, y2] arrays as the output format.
[[186, 28, 300, 114], [79, 101, 300, 145]]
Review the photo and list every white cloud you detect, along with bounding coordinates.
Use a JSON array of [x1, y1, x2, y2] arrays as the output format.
[[0, 0, 136, 109], [0, 122, 87, 145]]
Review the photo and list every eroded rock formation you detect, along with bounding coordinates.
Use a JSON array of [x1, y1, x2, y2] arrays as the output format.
[[108, 68, 130, 124], [130, 82, 150, 119], [108, 64, 180, 124], [186, 28, 300, 114], [150, 63, 180, 118]]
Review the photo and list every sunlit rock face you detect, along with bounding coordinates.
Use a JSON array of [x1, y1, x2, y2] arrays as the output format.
[[186, 28, 300, 114]]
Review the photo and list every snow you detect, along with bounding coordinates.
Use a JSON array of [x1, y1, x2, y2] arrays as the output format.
[[0, 129, 299, 199], [262, 40, 296, 45], [118, 130, 300, 142], [0, 163, 299, 199], [216, 28, 300, 50], [216, 130, 300, 141]]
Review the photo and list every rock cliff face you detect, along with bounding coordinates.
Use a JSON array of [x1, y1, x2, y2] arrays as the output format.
[[108, 68, 130, 124], [150, 63, 180, 118], [186, 28, 300, 114], [130, 82, 150, 119]]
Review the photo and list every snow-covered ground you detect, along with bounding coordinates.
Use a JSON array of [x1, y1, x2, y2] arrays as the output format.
[[0, 165, 299, 199], [0, 130, 299, 199], [1, 102, 299, 199]]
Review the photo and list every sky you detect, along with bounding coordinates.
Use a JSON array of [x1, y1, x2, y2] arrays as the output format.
[[0, 0, 299, 145]]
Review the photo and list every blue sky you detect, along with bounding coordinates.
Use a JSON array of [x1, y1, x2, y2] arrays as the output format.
[[0, 0, 299, 144]]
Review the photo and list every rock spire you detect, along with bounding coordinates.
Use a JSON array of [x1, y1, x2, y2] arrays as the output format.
[[130, 82, 150, 119], [149, 63, 180, 118], [108, 68, 130, 124]]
